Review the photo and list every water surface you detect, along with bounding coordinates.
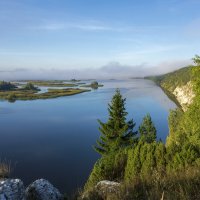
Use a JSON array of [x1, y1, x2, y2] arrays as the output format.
[[0, 79, 176, 194]]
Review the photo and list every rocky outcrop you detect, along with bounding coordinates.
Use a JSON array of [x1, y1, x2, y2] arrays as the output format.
[[25, 179, 63, 200], [173, 81, 195, 111], [0, 178, 63, 200], [0, 179, 25, 200]]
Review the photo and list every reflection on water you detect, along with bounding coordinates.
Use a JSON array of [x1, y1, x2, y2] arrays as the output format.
[[0, 79, 176, 194]]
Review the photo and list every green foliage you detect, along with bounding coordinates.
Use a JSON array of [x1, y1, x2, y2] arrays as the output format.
[[125, 141, 166, 181], [94, 89, 137, 155], [166, 142, 200, 172], [85, 149, 128, 190], [88, 81, 99, 89], [81, 81, 104, 89], [139, 114, 157, 143], [166, 65, 200, 150], [192, 54, 200, 66], [0, 81, 16, 91], [23, 82, 39, 91], [125, 143, 141, 180], [192, 65, 200, 95], [146, 66, 193, 93]]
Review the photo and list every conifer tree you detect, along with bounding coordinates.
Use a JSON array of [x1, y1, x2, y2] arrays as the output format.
[[192, 54, 200, 66], [139, 114, 157, 143], [94, 89, 137, 155]]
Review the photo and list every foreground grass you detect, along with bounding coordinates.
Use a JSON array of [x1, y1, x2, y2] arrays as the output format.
[[0, 88, 90, 101], [82, 167, 200, 200]]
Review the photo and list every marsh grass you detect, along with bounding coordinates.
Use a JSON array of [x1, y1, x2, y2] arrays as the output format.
[[29, 81, 77, 87], [0, 88, 90, 101]]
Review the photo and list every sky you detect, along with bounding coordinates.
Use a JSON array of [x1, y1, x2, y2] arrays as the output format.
[[0, 0, 200, 80]]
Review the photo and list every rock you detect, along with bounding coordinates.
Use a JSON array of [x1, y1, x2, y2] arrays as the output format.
[[82, 181, 120, 200], [25, 179, 63, 200], [95, 180, 120, 197], [0, 179, 25, 200], [173, 81, 195, 111], [96, 180, 120, 192]]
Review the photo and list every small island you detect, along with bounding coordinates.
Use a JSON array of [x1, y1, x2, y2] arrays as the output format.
[[0, 81, 90, 102], [81, 81, 104, 89], [25, 81, 77, 87]]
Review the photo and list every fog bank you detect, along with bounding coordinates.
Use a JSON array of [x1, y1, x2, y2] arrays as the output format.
[[0, 59, 192, 81]]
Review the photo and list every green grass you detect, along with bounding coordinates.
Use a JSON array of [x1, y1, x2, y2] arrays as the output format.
[[82, 166, 200, 200]]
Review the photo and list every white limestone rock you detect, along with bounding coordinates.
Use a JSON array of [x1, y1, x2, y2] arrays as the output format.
[[82, 180, 120, 200], [0, 179, 25, 200], [25, 179, 63, 200], [96, 180, 120, 196], [173, 81, 195, 111]]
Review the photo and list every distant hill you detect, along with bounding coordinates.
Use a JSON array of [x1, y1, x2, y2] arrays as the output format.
[[145, 66, 193, 92]]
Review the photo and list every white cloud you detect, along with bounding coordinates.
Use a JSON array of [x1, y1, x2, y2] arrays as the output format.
[[29, 21, 116, 32], [29, 20, 173, 33]]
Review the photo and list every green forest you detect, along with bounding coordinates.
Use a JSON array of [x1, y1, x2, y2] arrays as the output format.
[[81, 56, 200, 200]]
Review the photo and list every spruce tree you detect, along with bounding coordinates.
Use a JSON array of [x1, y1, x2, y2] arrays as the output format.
[[139, 114, 157, 143], [94, 89, 137, 155]]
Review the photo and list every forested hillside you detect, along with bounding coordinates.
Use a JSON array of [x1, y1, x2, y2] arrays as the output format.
[[146, 66, 193, 92], [80, 56, 200, 200]]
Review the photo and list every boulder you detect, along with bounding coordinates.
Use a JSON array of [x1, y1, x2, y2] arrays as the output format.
[[96, 180, 120, 195], [82, 180, 120, 200], [0, 179, 25, 200], [25, 179, 63, 200]]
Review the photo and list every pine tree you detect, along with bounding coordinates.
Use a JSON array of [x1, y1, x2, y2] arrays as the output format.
[[94, 89, 137, 155], [139, 114, 157, 143], [192, 54, 200, 66]]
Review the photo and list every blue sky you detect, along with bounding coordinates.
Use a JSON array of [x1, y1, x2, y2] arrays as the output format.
[[0, 0, 200, 79]]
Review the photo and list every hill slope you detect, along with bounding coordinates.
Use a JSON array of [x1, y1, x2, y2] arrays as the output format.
[[145, 66, 196, 111], [146, 64, 200, 148]]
